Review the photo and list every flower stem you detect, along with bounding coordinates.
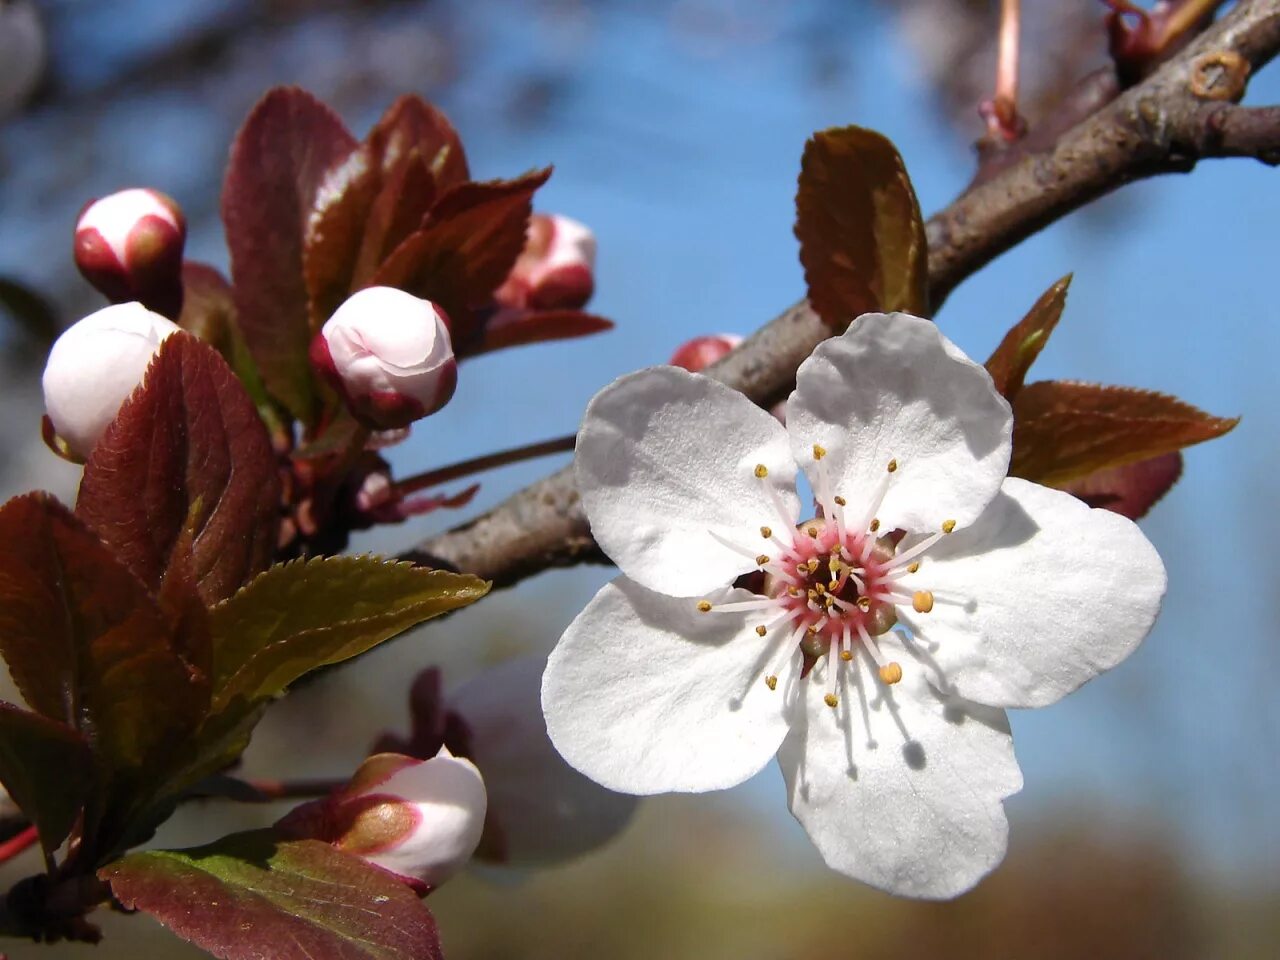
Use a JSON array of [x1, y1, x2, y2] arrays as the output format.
[[392, 433, 576, 498], [0, 825, 38, 864], [241, 778, 346, 801], [985, 0, 1024, 141]]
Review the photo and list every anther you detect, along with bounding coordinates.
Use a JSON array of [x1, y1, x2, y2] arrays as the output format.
[[907, 561, 920, 574], [806, 623, 820, 635], [840, 650, 853, 661], [827, 580, 839, 592], [856, 596, 871, 611], [765, 675, 778, 691], [696, 600, 712, 612], [813, 444, 827, 460], [760, 526, 772, 539], [942, 519, 956, 534], [869, 518, 880, 532], [755, 625, 767, 637], [807, 558, 821, 573], [756, 554, 770, 566], [754, 464, 769, 478], [806, 525, 819, 538], [834, 495, 847, 506], [878, 662, 903, 685], [814, 582, 827, 595], [823, 693, 839, 708], [887, 459, 898, 473], [795, 564, 809, 577], [912, 591, 934, 613]]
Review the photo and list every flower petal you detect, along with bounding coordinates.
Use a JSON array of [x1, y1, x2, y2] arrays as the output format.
[[542, 577, 800, 795], [778, 644, 1021, 899], [787, 313, 1011, 533], [902, 477, 1167, 708], [576, 365, 799, 596], [450, 655, 638, 866]]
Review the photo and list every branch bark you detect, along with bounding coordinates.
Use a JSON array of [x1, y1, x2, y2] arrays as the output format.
[[406, 0, 1280, 590]]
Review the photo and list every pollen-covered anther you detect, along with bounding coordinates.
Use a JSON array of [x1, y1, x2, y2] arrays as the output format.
[[823, 693, 839, 708], [813, 444, 827, 460], [696, 600, 712, 613], [754, 464, 769, 478], [912, 591, 935, 613], [840, 650, 853, 661], [869, 519, 880, 532], [760, 526, 772, 539], [942, 519, 957, 534], [907, 561, 921, 574], [755, 625, 767, 637], [764, 675, 778, 691], [833, 495, 846, 506], [887, 458, 898, 473], [756, 554, 770, 566], [878, 662, 903, 685], [856, 597, 872, 612]]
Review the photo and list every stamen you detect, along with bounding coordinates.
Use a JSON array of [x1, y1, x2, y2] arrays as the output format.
[[755, 625, 767, 636], [887, 531, 945, 570], [887, 458, 898, 473], [878, 663, 903, 684], [701, 598, 780, 613], [869, 518, 880, 532], [755, 554, 770, 566], [812, 444, 827, 460], [942, 519, 957, 534], [857, 622, 904, 685], [824, 638, 840, 708], [907, 561, 920, 574], [765, 621, 807, 691], [707, 529, 769, 562], [759, 526, 772, 539], [840, 624, 854, 661], [912, 590, 934, 613], [696, 600, 712, 613], [853, 469, 892, 536], [754, 464, 769, 478]]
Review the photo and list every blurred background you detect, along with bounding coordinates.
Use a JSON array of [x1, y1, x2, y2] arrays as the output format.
[[1, 1, 1277, 957]]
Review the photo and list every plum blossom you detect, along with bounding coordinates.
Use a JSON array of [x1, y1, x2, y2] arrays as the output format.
[[495, 213, 596, 311], [542, 312, 1166, 898], [74, 187, 186, 316]]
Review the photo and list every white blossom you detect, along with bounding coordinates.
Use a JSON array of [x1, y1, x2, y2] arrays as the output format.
[[542, 312, 1166, 898]]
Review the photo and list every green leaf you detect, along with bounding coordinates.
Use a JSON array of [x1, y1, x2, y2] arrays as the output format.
[[795, 126, 927, 328], [0, 493, 199, 772], [76, 333, 281, 606], [209, 557, 489, 709], [985, 274, 1071, 399], [0, 702, 92, 854], [1010, 381, 1239, 487], [222, 86, 358, 423], [101, 830, 443, 960], [372, 169, 552, 328]]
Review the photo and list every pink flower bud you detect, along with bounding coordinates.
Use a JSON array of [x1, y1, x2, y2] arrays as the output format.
[[495, 213, 596, 311], [279, 749, 487, 894], [311, 287, 458, 430], [41, 302, 180, 460], [74, 188, 186, 317], [669, 333, 743, 373]]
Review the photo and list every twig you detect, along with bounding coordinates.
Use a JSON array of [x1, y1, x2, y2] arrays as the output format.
[[392, 434, 576, 498], [0, 826, 38, 865], [405, 0, 1280, 591]]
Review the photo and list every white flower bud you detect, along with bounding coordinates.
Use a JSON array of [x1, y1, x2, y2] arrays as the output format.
[[74, 188, 186, 317], [311, 287, 457, 430], [41, 302, 180, 460], [496, 213, 596, 311], [280, 749, 486, 894]]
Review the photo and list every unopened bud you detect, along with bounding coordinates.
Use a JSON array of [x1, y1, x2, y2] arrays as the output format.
[[495, 213, 596, 310], [280, 748, 486, 894], [42, 302, 180, 460], [74, 188, 186, 317], [669, 333, 743, 373], [311, 287, 458, 430]]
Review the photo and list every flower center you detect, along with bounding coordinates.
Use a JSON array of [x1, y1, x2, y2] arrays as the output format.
[[695, 445, 958, 709]]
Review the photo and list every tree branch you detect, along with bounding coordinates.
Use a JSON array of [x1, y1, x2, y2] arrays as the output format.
[[406, 0, 1280, 590]]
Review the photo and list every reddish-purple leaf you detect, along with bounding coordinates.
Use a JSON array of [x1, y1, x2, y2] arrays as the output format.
[[373, 169, 552, 323], [304, 95, 471, 327], [0, 702, 92, 855], [477, 307, 614, 355], [1011, 380, 1238, 486], [77, 333, 280, 606], [1063, 451, 1183, 520], [0, 493, 197, 771], [177, 261, 236, 351], [986, 274, 1071, 399], [223, 87, 357, 422], [102, 830, 443, 960], [795, 126, 927, 328]]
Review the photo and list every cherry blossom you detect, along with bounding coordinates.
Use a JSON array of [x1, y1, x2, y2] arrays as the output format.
[[542, 312, 1166, 898]]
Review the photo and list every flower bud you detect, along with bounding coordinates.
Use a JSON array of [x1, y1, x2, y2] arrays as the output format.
[[279, 748, 487, 894], [669, 333, 743, 373], [311, 287, 457, 430], [74, 188, 186, 317], [42, 302, 180, 460], [495, 213, 596, 311]]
